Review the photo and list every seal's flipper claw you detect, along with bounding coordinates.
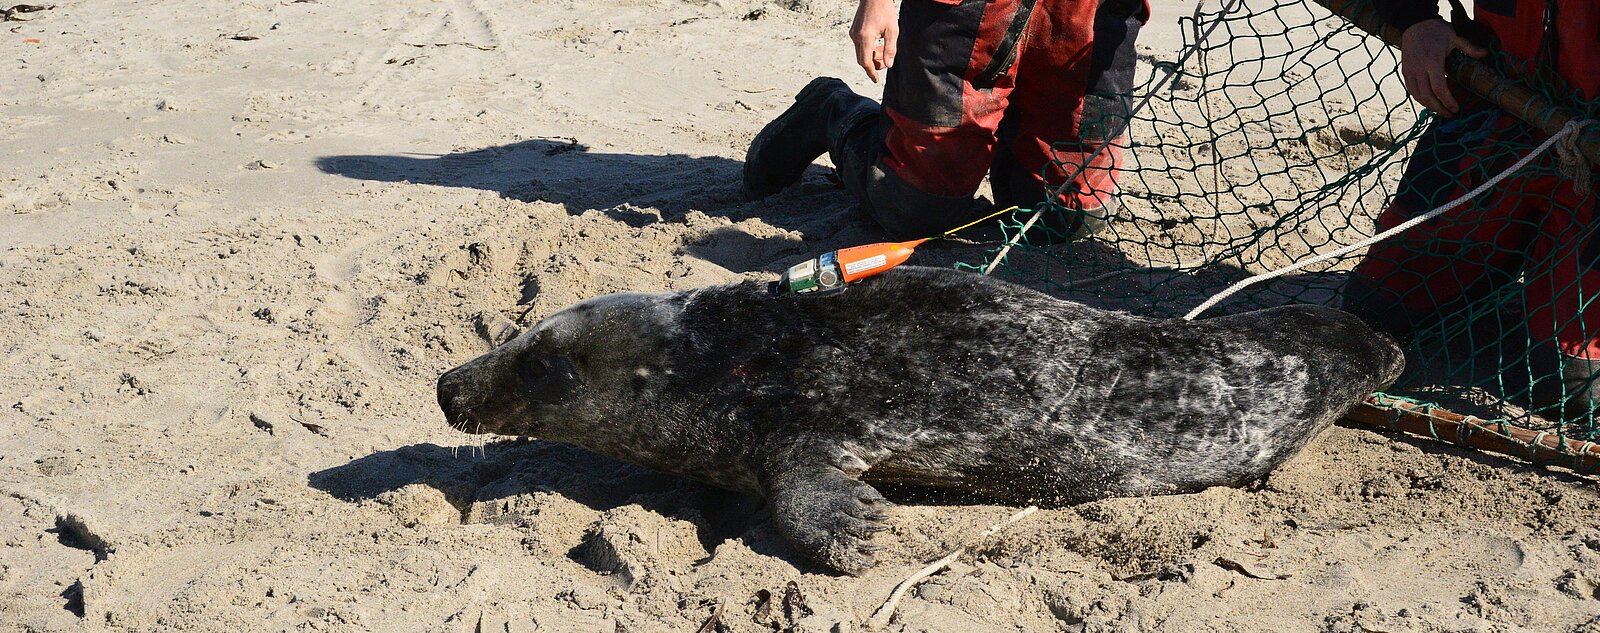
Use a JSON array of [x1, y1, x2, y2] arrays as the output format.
[[763, 460, 891, 576], [854, 487, 890, 505]]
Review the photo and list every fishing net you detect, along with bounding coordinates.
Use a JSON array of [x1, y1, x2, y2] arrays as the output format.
[[957, 0, 1600, 443]]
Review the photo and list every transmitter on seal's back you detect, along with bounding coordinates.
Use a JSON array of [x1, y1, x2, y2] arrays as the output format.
[[436, 266, 1403, 574]]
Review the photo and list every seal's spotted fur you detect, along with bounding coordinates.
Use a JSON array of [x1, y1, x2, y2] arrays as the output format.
[[437, 266, 1403, 574]]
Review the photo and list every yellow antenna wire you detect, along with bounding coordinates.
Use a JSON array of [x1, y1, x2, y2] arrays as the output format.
[[935, 205, 1021, 239]]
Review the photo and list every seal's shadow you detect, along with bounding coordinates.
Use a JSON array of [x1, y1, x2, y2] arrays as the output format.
[[307, 440, 767, 557], [307, 440, 1034, 573]]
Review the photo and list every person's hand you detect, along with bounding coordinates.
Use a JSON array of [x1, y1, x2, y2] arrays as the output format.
[[1399, 19, 1488, 118], [851, 0, 898, 83]]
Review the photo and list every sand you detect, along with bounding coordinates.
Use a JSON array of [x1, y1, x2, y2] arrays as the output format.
[[2, 0, 1597, 631]]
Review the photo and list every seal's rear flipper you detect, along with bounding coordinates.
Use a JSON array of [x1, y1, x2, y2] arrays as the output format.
[[762, 456, 892, 575]]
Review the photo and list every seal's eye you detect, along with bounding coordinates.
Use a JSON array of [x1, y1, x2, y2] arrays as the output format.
[[518, 353, 580, 404]]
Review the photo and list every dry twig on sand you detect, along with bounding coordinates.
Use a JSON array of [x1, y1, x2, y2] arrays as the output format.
[[866, 506, 1039, 631]]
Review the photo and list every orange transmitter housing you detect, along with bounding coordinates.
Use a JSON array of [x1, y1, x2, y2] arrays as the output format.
[[834, 239, 928, 283]]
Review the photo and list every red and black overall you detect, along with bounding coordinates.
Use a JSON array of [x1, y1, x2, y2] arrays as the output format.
[[833, 0, 1149, 240], [1345, 0, 1600, 370]]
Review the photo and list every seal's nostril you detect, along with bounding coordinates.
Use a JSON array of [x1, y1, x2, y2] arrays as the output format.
[[437, 373, 462, 421]]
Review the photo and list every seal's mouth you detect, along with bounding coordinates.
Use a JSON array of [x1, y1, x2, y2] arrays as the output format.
[[443, 406, 479, 434], [439, 400, 488, 435]]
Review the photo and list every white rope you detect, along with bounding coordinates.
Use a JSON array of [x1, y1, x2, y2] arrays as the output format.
[[1182, 118, 1592, 321], [982, 0, 1242, 276], [865, 506, 1038, 631]]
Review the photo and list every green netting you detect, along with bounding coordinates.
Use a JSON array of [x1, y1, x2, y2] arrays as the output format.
[[956, 0, 1600, 442]]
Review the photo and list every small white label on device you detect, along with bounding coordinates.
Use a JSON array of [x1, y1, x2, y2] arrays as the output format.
[[843, 254, 888, 275]]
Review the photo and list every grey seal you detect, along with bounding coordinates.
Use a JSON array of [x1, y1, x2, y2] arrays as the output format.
[[436, 266, 1403, 574]]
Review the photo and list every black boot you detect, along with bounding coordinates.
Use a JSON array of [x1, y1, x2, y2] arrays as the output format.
[[743, 77, 854, 200], [1524, 348, 1600, 424]]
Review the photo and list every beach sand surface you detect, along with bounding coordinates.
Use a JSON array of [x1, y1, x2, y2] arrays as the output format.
[[2, 0, 1597, 631]]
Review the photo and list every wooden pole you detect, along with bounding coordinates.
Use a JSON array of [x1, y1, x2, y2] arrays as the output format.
[[1313, 0, 1600, 168], [1343, 396, 1600, 474]]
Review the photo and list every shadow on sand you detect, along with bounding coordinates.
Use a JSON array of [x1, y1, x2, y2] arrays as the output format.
[[305, 437, 1049, 572], [316, 138, 832, 228], [306, 439, 792, 563], [315, 138, 892, 274]]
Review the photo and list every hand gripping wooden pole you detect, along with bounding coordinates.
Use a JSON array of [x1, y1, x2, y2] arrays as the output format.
[[1312, 0, 1600, 169]]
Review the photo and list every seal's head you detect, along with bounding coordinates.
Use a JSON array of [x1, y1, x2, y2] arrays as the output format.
[[436, 291, 680, 441]]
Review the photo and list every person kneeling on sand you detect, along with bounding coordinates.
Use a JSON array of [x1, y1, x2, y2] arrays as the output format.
[[742, 0, 1148, 242], [1342, 0, 1600, 421]]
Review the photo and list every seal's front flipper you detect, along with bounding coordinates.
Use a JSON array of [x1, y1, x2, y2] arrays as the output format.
[[763, 458, 892, 575]]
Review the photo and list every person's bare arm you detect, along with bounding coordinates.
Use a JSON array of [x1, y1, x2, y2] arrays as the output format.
[[851, 0, 898, 83], [1399, 18, 1488, 118]]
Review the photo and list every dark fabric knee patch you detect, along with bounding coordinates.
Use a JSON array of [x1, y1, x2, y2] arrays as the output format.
[[863, 166, 985, 240]]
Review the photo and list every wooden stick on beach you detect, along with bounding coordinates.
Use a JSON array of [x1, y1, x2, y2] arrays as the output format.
[[1343, 396, 1600, 474]]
